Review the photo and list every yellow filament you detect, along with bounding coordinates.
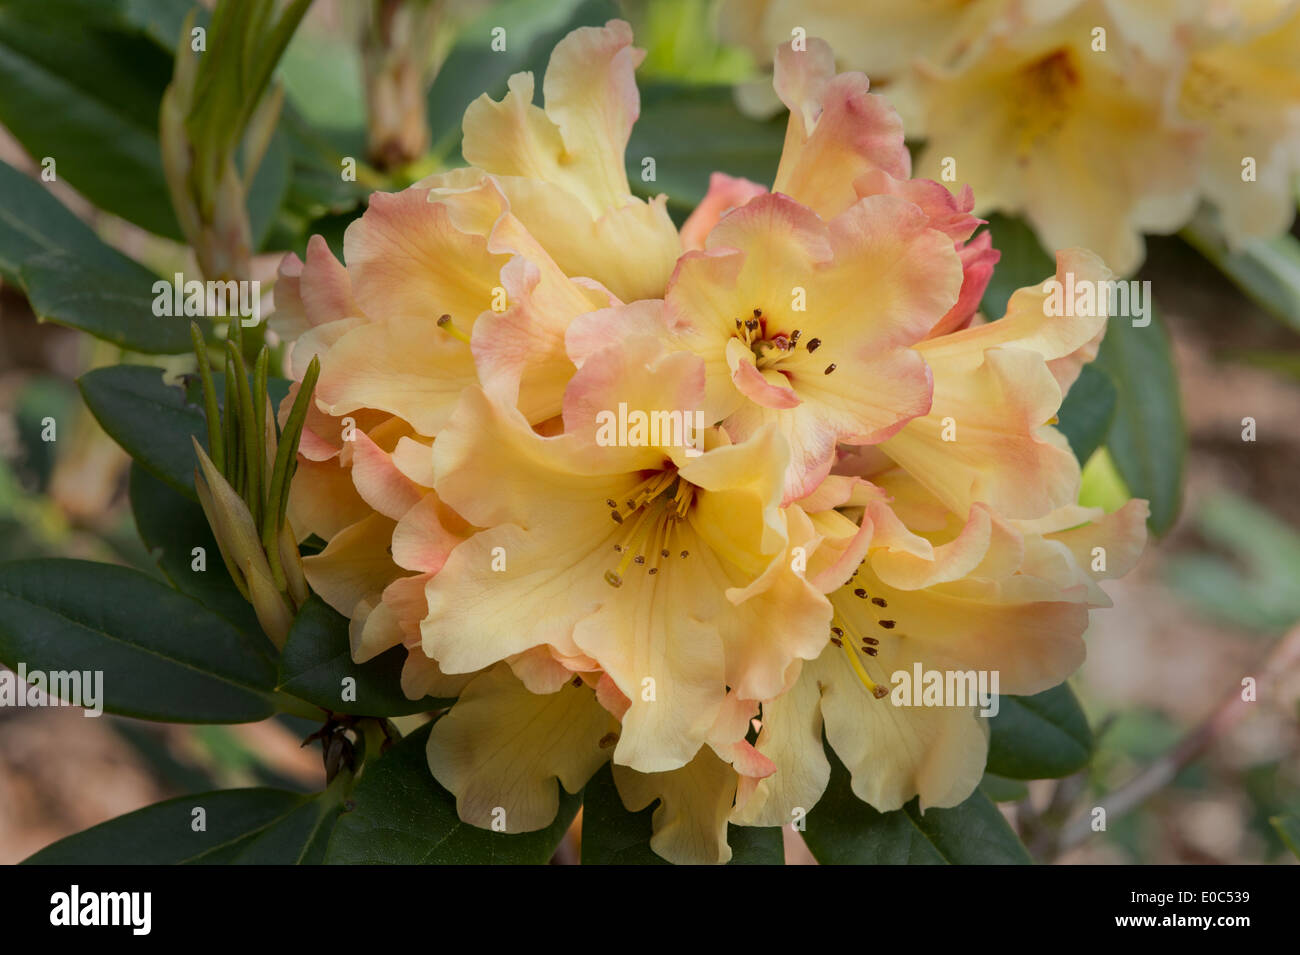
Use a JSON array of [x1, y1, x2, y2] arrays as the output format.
[[839, 628, 889, 700], [606, 505, 658, 587], [436, 314, 472, 345]]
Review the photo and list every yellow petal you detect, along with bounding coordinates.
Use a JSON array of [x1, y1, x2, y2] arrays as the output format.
[[427, 663, 617, 832], [613, 746, 739, 864]]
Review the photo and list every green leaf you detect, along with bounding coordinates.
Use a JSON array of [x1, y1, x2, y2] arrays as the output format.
[[1055, 364, 1117, 465], [228, 788, 342, 864], [0, 558, 278, 723], [21, 251, 198, 353], [803, 747, 1032, 864], [130, 462, 261, 635], [979, 773, 1030, 803], [325, 722, 580, 864], [277, 106, 368, 226], [1164, 491, 1300, 633], [22, 787, 325, 864], [1182, 216, 1300, 333], [986, 683, 1093, 780], [980, 214, 1056, 319], [0, 159, 205, 353], [246, 127, 291, 251], [278, 595, 446, 717], [0, 158, 143, 283], [629, 82, 785, 216], [1093, 305, 1185, 534], [0, 0, 181, 238], [80, 364, 208, 499], [120, 0, 203, 51], [1270, 814, 1300, 858], [579, 763, 784, 865]]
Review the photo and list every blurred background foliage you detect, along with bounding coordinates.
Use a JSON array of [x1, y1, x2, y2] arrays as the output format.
[[0, 0, 1296, 863]]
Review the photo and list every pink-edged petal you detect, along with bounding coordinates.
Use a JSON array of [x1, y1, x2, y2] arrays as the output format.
[[343, 187, 508, 326], [680, 172, 768, 250], [927, 230, 1000, 339], [772, 38, 910, 220]]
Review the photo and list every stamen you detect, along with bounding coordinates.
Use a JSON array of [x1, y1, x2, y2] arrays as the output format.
[[824, 363, 836, 375], [604, 471, 690, 586], [834, 614, 891, 699], [838, 627, 889, 699], [436, 313, 472, 345], [806, 337, 821, 352]]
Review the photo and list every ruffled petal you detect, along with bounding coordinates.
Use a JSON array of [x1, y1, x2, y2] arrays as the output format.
[[427, 663, 617, 832]]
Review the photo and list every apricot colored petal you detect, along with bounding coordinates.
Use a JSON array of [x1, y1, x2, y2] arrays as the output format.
[[427, 663, 617, 832]]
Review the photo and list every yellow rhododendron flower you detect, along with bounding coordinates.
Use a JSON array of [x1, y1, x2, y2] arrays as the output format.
[[277, 19, 1147, 864], [722, 0, 1300, 274]]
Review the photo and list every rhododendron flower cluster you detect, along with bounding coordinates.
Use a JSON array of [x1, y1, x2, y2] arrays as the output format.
[[274, 20, 1146, 864], [723, 0, 1300, 275]]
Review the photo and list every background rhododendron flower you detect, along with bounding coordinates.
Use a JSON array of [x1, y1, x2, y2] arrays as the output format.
[[721, 0, 1300, 275]]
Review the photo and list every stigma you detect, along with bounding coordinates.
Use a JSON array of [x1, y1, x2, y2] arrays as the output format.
[[733, 307, 831, 373]]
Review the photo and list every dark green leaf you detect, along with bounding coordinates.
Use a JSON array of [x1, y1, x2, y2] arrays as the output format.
[[579, 763, 783, 864], [0, 158, 142, 283], [277, 106, 368, 228], [803, 746, 1031, 864], [278, 595, 446, 717], [80, 364, 209, 499], [120, 0, 204, 51], [979, 773, 1030, 803], [22, 787, 318, 864], [129, 462, 262, 635], [0, 1, 180, 238], [629, 82, 785, 216], [0, 558, 278, 723], [21, 251, 198, 353], [325, 722, 580, 864], [1182, 216, 1300, 333], [1056, 363, 1117, 464], [1093, 305, 1185, 534], [229, 788, 342, 864], [247, 128, 290, 251], [986, 683, 1093, 780]]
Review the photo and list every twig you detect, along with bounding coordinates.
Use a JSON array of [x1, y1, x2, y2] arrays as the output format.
[[1056, 623, 1300, 854]]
